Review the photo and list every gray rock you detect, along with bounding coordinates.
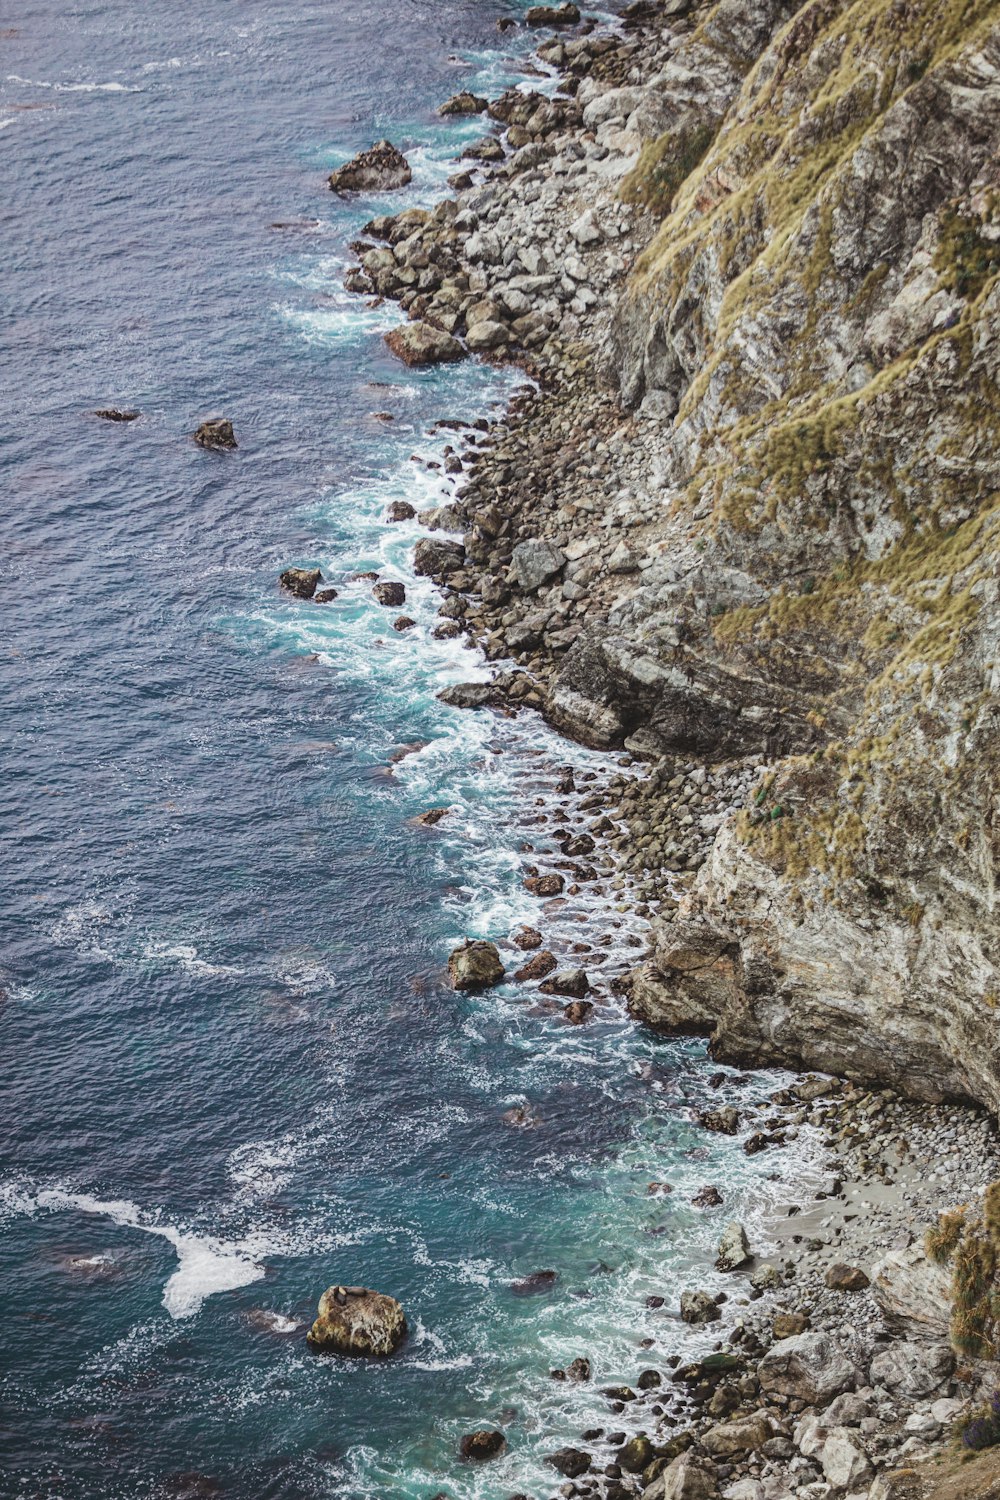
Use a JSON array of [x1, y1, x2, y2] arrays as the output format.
[[757, 1333, 857, 1407], [329, 139, 411, 194], [510, 538, 567, 590], [869, 1340, 954, 1397], [384, 322, 465, 366], [715, 1220, 751, 1271]]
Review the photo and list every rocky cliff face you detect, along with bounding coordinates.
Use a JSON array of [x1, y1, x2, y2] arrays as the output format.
[[550, 0, 1000, 1108]]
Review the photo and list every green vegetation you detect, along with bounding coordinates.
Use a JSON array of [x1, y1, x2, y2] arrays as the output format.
[[934, 208, 1000, 300], [621, 122, 717, 218]]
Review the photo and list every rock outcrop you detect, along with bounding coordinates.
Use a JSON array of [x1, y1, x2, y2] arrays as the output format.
[[329, 140, 411, 194], [306, 1285, 407, 1356]]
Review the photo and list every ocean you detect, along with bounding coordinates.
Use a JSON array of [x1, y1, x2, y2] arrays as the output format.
[[0, 4, 803, 1496]]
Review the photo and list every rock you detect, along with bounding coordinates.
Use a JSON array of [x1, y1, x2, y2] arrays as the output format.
[[700, 1107, 740, 1135], [393, 616, 415, 632], [825, 1263, 870, 1292], [384, 322, 465, 367], [413, 538, 466, 576], [619, 1436, 654, 1472], [439, 91, 488, 116], [524, 873, 564, 896], [643, 1450, 718, 1500], [510, 1269, 557, 1295], [514, 951, 557, 981], [386, 500, 416, 522], [373, 581, 406, 607], [715, 1221, 751, 1272], [525, 3, 580, 24], [448, 940, 505, 992], [280, 568, 323, 599], [512, 926, 543, 950], [538, 968, 589, 998], [757, 1333, 857, 1407], [459, 1430, 506, 1462], [510, 538, 567, 591], [566, 1356, 591, 1381], [564, 1000, 594, 1024], [871, 1243, 953, 1339], [701, 1412, 772, 1457], [546, 1448, 591, 1478], [413, 807, 451, 827], [692, 1185, 724, 1208], [466, 320, 510, 353], [819, 1427, 872, 1490], [773, 1311, 810, 1339], [306, 1285, 407, 1356], [749, 1263, 782, 1292], [315, 588, 338, 603], [680, 1290, 721, 1325], [570, 209, 603, 247], [193, 417, 237, 450], [329, 140, 411, 193], [869, 1340, 954, 1397], [94, 407, 139, 422]]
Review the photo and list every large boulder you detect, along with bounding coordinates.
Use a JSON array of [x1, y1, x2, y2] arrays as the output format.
[[280, 567, 322, 600], [526, 3, 580, 23], [510, 538, 566, 591], [871, 1242, 953, 1339], [819, 1427, 873, 1490], [757, 1332, 857, 1407], [439, 91, 488, 116], [193, 417, 237, 450], [700, 1412, 773, 1457], [372, 581, 406, 607], [329, 140, 411, 193], [680, 1289, 721, 1325], [869, 1340, 954, 1397], [459, 1429, 506, 1462], [546, 1448, 591, 1478], [307, 1285, 407, 1356], [715, 1221, 751, 1272], [643, 1450, 718, 1500], [384, 322, 465, 367], [448, 940, 505, 991], [413, 538, 465, 576]]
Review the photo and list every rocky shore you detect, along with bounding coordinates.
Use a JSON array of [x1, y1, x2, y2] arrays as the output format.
[[315, 0, 1000, 1495]]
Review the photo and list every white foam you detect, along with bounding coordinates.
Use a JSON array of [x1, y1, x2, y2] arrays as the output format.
[[6, 74, 141, 93]]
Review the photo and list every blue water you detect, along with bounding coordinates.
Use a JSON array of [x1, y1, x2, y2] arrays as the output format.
[[0, 5, 806, 1497]]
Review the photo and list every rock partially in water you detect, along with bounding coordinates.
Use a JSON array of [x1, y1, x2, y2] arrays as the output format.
[[566, 1355, 591, 1381], [439, 91, 488, 116], [546, 1447, 591, 1478], [524, 873, 564, 896], [563, 999, 594, 1025], [329, 140, 411, 194], [372, 580, 406, 607], [438, 681, 503, 710], [306, 1285, 407, 1357], [412, 807, 451, 827], [280, 568, 323, 600], [526, 3, 580, 23], [512, 926, 543, 950], [715, 1220, 751, 1272], [700, 1105, 740, 1135], [314, 588, 338, 604], [393, 615, 416, 632], [540, 968, 589, 998], [93, 407, 139, 422], [413, 537, 466, 576], [692, 1185, 724, 1208], [513, 950, 557, 981], [459, 1429, 506, 1462], [386, 500, 416, 522], [384, 322, 465, 367], [510, 1268, 558, 1296], [680, 1289, 721, 1325], [193, 417, 237, 450], [448, 939, 505, 991], [642, 1450, 716, 1500]]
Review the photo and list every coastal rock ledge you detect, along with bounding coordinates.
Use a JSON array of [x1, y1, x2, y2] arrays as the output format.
[[306, 1285, 407, 1357]]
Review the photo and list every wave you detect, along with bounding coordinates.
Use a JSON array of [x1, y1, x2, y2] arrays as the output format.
[[6, 73, 141, 93]]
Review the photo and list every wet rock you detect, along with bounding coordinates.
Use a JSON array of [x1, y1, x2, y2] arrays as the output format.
[[438, 682, 503, 710], [281, 568, 323, 600], [700, 1107, 739, 1136], [439, 91, 488, 116], [393, 615, 416, 632], [715, 1221, 751, 1272], [526, 3, 580, 23], [386, 500, 416, 521], [757, 1332, 857, 1407], [619, 1436, 654, 1473], [524, 873, 564, 896], [510, 538, 567, 591], [94, 407, 139, 422], [314, 588, 338, 603], [459, 1430, 506, 1462], [193, 417, 237, 450], [373, 581, 406, 607], [566, 1356, 591, 1381], [680, 1290, 721, 1325], [546, 1448, 591, 1478], [384, 322, 465, 366], [692, 1185, 724, 1208], [513, 950, 557, 981], [414, 538, 466, 576], [502, 1103, 542, 1129], [413, 807, 451, 827], [330, 140, 411, 194], [306, 1285, 407, 1356], [510, 1269, 557, 1296], [448, 940, 505, 991], [824, 1263, 870, 1292], [564, 999, 594, 1024], [539, 968, 589, 998], [512, 926, 543, 950]]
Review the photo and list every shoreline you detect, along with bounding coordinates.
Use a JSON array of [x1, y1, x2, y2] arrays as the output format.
[[331, 5, 1000, 1498]]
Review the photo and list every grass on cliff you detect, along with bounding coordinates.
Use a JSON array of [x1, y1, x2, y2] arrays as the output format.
[[620, 122, 717, 218], [927, 1187, 1000, 1359]]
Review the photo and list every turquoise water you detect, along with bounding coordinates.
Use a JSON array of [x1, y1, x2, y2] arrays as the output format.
[[0, 4, 806, 1495]]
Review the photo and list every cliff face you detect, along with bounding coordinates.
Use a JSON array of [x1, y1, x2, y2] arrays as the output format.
[[550, 0, 1000, 1108]]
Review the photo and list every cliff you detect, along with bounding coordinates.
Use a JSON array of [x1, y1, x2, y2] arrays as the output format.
[[548, 0, 1000, 1108]]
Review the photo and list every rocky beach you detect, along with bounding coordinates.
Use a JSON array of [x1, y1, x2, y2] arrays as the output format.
[[318, 0, 1000, 1495]]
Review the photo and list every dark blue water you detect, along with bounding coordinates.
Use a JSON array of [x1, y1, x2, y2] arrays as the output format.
[[0, 6, 800, 1497]]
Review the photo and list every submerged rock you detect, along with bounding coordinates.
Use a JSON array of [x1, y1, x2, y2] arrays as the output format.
[[384, 322, 465, 367], [329, 140, 411, 194], [93, 407, 139, 422], [193, 417, 237, 450], [448, 939, 505, 991], [510, 1268, 558, 1295], [280, 568, 323, 600], [306, 1285, 407, 1357]]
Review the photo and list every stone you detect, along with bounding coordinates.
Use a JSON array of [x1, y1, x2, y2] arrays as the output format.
[[564, 1000, 593, 1024], [330, 140, 411, 193], [306, 1285, 407, 1356], [700, 1107, 740, 1135], [749, 1262, 782, 1291], [524, 873, 564, 896], [701, 1412, 772, 1457], [825, 1264, 870, 1292], [525, 3, 580, 23], [372, 581, 406, 607], [510, 1269, 557, 1295], [94, 407, 139, 422], [715, 1221, 751, 1272], [618, 1436, 654, 1472], [459, 1430, 506, 1462], [413, 538, 465, 576], [819, 1428, 872, 1490], [386, 500, 416, 522], [566, 1356, 591, 1381], [385, 322, 465, 366], [773, 1311, 810, 1339], [680, 1290, 721, 1325], [510, 538, 567, 591], [280, 568, 323, 599], [413, 807, 451, 827], [512, 926, 543, 950], [758, 1333, 857, 1407], [692, 1185, 724, 1208], [466, 320, 510, 353], [546, 1448, 591, 1478], [538, 968, 589, 998], [448, 940, 505, 991], [869, 1340, 954, 1397], [570, 209, 603, 247], [439, 91, 488, 116], [193, 417, 237, 450], [513, 950, 557, 981], [393, 616, 415, 632], [643, 1450, 718, 1500], [871, 1243, 953, 1339], [314, 588, 338, 603]]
